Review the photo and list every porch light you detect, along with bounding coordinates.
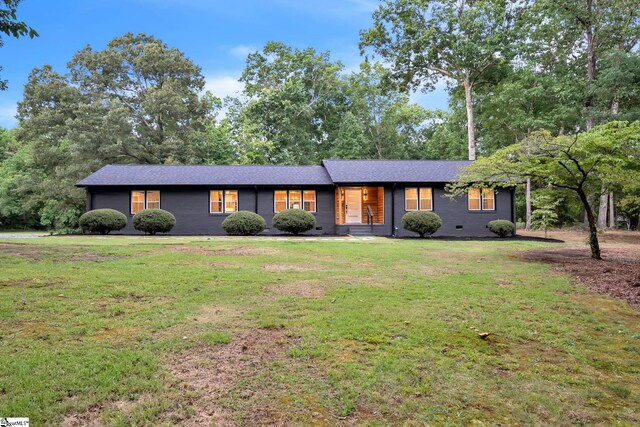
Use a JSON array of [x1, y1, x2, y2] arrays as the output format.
[[363, 189, 368, 201]]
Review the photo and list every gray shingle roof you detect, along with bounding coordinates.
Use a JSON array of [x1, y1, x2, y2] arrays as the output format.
[[76, 160, 473, 187], [322, 159, 472, 183], [76, 164, 333, 187]]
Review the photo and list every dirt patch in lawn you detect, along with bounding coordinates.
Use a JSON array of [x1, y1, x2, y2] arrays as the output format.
[[165, 328, 290, 426], [263, 264, 322, 272], [268, 279, 327, 298], [167, 245, 280, 257], [0, 243, 118, 262], [62, 394, 155, 427], [521, 245, 640, 309]]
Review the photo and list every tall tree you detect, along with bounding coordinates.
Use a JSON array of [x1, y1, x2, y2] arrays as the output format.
[[0, 0, 38, 90], [360, 0, 520, 160], [239, 42, 346, 164]]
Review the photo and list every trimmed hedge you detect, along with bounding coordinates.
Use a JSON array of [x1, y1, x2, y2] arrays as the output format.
[[79, 209, 127, 235], [488, 219, 515, 238], [401, 211, 442, 238], [272, 209, 316, 235], [222, 211, 266, 236], [133, 209, 176, 235]]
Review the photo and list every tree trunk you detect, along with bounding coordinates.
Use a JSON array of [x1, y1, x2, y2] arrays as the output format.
[[463, 76, 476, 161], [525, 178, 532, 230], [578, 188, 601, 259], [608, 191, 615, 228], [584, 0, 596, 131], [598, 189, 608, 227]]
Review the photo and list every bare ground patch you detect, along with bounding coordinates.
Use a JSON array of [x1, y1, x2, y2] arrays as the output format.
[[62, 394, 155, 427], [268, 279, 327, 298], [0, 243, 120, 262], [165, 328, 290, 426], [521, 245, 640, 309], [263, 264, 322, 272], [167, 245, 280, 257]]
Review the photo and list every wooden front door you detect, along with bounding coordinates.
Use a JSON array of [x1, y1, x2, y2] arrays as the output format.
[[345, 188, 362, 224]]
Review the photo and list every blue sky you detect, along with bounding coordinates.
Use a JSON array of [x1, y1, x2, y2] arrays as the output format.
[[0, 0, 449, 128]]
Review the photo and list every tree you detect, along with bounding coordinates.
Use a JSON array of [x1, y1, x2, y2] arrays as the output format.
[[448, 121, 640, 259], [1, 0, 38, 90], [360, 0, 520, 160], [13, 33, 212, 231], [239, 41, 346, 164], [331, 112, 372, 159], [531, 191, 562, 238]]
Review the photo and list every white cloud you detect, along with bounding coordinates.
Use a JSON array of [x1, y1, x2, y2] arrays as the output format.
[[203, 74, 244, 99], [229, 44, 258, 60], [0, 103, 17, 129]]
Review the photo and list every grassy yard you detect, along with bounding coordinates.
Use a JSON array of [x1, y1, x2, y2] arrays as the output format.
[[0, 236, 639, 426]]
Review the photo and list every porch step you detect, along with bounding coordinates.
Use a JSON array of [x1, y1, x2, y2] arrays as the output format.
[[348, 225, 374, 236]]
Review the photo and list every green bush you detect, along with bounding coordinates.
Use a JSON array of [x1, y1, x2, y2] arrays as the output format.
[[488, 219, 515, 238], [222, 211, 266, 236], [79, 209, 127, 234], [401, 211, 442, 238], [133, 209, 176, 235], [272, 209, 316, 235]]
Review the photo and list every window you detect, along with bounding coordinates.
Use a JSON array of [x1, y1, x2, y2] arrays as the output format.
[[210, 190, 238, 213], [419, 188, 433, 211], [468, 188, 495, 211], [274, 190, 316, 213], [225, 190, 238, 213], [146, 191, 160, 210], [482, 188, 495, 210], [131, 191, 146, 214], [274, 191, 288, 213], [405, 188, 418, 211], [210, 191, 223, 213], [131, 190, 160, 214], [405, 187, 432, 211], [303, 190, 316, 212], [289, 190, 302, 209]]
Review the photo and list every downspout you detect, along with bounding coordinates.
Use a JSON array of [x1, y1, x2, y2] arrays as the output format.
[[511, 188, 516, 235], [391, 183, 397, 237]]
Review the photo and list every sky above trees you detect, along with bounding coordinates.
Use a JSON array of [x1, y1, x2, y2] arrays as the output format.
[[0, 0, 449, 128]]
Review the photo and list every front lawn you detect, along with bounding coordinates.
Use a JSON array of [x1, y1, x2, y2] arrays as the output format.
[[0, 236, 638, 425]]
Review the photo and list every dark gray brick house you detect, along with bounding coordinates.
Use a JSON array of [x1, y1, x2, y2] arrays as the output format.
[[76, 160, 515, 236]]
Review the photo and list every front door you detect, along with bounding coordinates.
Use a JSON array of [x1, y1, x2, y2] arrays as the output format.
[[345, 188, 362, 224]]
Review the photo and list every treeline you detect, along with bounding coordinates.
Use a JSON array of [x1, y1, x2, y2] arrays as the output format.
[[1, 0, 639, 231]]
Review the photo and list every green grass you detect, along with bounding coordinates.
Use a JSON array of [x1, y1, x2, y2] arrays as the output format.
[[0, 236, 638, 426]]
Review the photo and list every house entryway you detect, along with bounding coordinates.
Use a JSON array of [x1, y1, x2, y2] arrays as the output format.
[[335, 186, 385, 230], [344, 188, 362, 224]]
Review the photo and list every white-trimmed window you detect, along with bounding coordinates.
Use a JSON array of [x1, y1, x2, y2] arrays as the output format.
[[405, 188, 418, 211], [482, 188, 495, 210], [303, 190, 316, 212], [405, 187, 433, 211], [131, 190, 161, 214], [274, 190, 317, 213], [274, 191, 288, 213], [468, 188, 495, 211], [209, 190, 238, 213]]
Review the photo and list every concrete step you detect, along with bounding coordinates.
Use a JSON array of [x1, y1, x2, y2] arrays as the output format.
[[348, 225, 374, 236]]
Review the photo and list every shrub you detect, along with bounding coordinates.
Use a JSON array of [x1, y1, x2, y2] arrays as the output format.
[[133, 209, 176, 235], [222, 211, 266, 236], [79, 209, 127, 234], [401, 211, 442, 237], [488, 219, 515, 238], [272, 209, 316, 235]]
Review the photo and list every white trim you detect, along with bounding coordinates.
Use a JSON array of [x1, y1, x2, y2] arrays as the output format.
[[303, 190, 317, 213], [404, 187, 419, 211]]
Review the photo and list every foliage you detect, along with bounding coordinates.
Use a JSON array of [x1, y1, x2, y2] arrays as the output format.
[[401, 211, 442, 237], [448, 121, 640, 259], [132, 209, 176, 235], [272, 209, 316, 235], [221, 211, 266, 236], [79, 209, 127, 235], [361, 0, 522, 159], [0, 0, 38, 90], [487, 219, 515, 238], [531, 191, 562, 237]]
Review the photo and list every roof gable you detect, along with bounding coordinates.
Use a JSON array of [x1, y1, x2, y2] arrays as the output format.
[[321, 159, 472, 183]]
